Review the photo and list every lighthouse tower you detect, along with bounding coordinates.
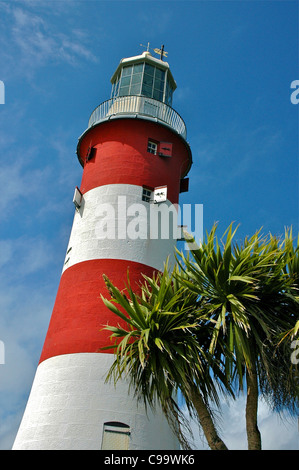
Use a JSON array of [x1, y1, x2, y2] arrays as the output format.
[[13, 48, 192, 450]]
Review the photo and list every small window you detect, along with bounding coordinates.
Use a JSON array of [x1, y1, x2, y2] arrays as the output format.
[[142, 187, 152, 203], [101, 421, 130, 450], [86, 146, 96, 162], [147, 140, 158, 155]]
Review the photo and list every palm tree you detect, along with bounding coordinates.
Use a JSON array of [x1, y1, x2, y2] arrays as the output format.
[[177, 224, 299, 449], [101, 264, 232, 450], [101, 223, 298, 450], [269, 228, 299, 413]]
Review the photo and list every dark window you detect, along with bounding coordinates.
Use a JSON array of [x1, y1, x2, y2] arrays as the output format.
[[142, 188, 152, 202], [180, 178, 189, 193]]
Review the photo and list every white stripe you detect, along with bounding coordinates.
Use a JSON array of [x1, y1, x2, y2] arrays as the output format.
[[12, 353, 179, 450], [62, 184, 178, 273]]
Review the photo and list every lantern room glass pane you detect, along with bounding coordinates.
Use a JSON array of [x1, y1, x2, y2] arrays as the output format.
[[130, 83, 141, 94], [119, 85, 129, 96], [122, 65, 133, 76], [144, 63, 155, 76], [131, 73, 142, 85], [154, 78, 164, 92], [141, 83, 152, 97], [143, 73, 154, 87], [120, 76, 131, 87], [133, 63, 144, 74], [153, 89, 163, 101], [165, 79, 173, 106], [155, 68, 165, 81]]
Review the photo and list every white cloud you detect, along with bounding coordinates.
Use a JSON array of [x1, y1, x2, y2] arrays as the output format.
[[182, 395, 298, 450], [0, 3, 98, 80], [12, 7, 97, 66]]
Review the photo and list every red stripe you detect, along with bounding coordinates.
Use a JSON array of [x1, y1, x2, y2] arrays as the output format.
[[77, 119, 191, 204], [39, 259, 157, 364]]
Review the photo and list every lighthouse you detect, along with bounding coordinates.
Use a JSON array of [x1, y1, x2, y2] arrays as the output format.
[[13, 48, 192, 450]]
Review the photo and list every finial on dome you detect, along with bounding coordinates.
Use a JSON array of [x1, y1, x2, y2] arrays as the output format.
[[140, 43, 168, 61]]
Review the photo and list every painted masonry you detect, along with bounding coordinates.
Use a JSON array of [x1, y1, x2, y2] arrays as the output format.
[[13, 49, 192, 450]]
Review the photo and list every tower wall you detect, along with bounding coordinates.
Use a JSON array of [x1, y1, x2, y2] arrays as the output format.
[[12, 353, 179, 450], [13, 117, 191, 450], [78, 119, 190, 202], [39, 118, 190, 364]]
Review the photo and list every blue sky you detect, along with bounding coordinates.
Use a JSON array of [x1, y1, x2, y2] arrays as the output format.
[[0, 0, 298, 450]]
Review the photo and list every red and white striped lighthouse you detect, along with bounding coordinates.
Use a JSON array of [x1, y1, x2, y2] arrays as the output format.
[[13, 49, 192, 450]]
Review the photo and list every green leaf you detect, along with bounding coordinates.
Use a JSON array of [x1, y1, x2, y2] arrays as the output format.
[[228, 275, 255, 284], [101, 295, 134, 325], [154, 337, 164, 351]]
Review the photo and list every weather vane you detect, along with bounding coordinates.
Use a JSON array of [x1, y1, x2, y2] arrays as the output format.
[[140, 43, 168, 61]]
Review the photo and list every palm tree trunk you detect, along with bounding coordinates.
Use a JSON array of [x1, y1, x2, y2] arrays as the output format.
[[190, 386, 228, 450], [246, 367, 262, 450]]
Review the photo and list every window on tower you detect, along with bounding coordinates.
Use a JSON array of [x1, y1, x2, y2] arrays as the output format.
[[101, 422, 130, 450], [142, 187, 153, 203], [147, 140, 158, 155]]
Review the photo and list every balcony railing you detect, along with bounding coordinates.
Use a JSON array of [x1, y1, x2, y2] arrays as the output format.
[[88, 95, 187, 140]]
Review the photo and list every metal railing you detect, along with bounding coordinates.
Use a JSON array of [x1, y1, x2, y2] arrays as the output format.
[[88, 95, 187, 139]]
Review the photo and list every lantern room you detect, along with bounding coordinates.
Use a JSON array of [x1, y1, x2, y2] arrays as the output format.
[[110, 51, 177, 106]]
